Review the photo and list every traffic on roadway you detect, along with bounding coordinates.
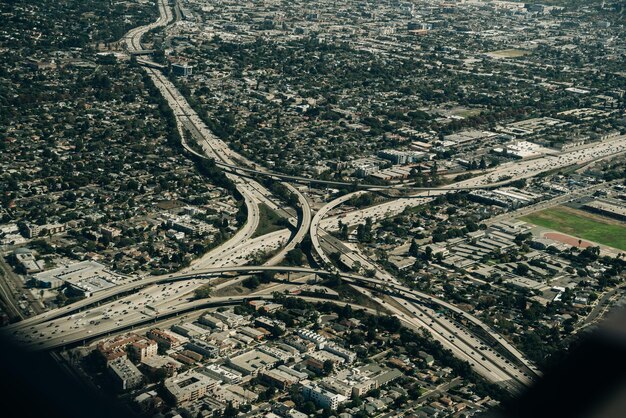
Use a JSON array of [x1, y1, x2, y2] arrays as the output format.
[[13, 0, 625, 395]]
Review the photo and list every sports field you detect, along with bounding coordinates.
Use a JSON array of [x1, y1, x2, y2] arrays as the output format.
[[519, 205, 626, 251], [487, 49, 529, 59]]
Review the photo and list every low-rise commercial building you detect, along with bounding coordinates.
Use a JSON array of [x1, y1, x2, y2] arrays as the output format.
[[148, 328, 183, 349], [584, 199, 626, 221], [323, 343, 356, 363], [227, 349, 281, 376], [301, 383, 347, 410], [97, 333, 156, 364], [164, 371, 219, 405], [108, 357, 144, 391], [297, 329, 326, 346], [130, 339, 158, 362], [31, 261, 119, 296], [186, 338, 220, 358], [25, 222, 66, 238], [13, 249, 44, 274], [202, 364, 243, 384]]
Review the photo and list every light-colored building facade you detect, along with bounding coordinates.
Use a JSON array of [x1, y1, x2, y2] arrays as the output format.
[[302, 383, 347, 410], [164, 371, 219, 405]]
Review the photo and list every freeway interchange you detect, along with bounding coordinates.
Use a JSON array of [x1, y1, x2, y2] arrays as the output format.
[[8, 265, 536, 391], [9, 0, 626, 395]]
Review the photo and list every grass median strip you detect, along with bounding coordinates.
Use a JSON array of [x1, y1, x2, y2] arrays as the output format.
[[252, 203, 288, 238]]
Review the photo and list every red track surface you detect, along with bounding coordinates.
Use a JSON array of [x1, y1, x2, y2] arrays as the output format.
[[544, 232, 593, 248]]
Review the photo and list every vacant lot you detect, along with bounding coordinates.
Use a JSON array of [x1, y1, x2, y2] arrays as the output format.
[[520, 206, 626, 251]]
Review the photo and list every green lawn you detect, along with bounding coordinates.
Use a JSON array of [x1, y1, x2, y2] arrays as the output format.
[[519, 206, 626, 251], [487, 49, 530, 58], [252, 203, 287, 238]]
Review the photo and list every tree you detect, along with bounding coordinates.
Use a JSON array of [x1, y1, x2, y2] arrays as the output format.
[[409, 239, 419, 257], [284, 247, 304, 266], [327, 272, 342, 287], [515, 263, 529, 276], [356, 217, 373, 242], [193, 285, 212, 299], [223, 402, 238, 418], [55, 291, 68, 306], [424, 246, 433, 260], [430, 161, 438, 177], [339, 303, 353, 319], [302, 401, 317, 415], [393, 395, 408, 408], [243, 276, 260, 289], [511, 179, 526, 189], [264, 386, 277, 400], [338, 221, 349, 239], [260, 271, 275, 284], [368, 388, 381, 398], [367, 327, 377, 340], [323, 359, 334, 375], [408, 385, 422, 400], [271, 324, 284, 338]]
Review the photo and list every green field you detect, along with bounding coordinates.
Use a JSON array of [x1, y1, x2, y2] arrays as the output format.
[[252, 203, 287, 238], [519, 206, 626, 251], [487, 49, 530, 58]]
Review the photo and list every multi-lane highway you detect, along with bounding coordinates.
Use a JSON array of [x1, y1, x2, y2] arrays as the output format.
[[124, 0, 312, 270], [351, 285, 531, 391], [9, 266, 535, 390], [121, 1, 626, 195], [143, 66, 310, 269], [305, 136, 626, 382], [123, 0, 172, 53], [11, 292, 395, 352], [5, 263, 539, 381], [0, 259, 24, 320], [320, 136, 626, 229], [12, 0, 626, 395], [310, 135, 626, 273], [313, 225, 540, 378]]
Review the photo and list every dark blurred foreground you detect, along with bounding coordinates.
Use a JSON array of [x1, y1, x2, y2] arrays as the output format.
[[0, 308, 625, 418], [0, 339, 128, 418], [494, 305, 626, 418]]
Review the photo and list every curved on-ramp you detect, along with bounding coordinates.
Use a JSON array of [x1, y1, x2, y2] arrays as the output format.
[[5, 264, 539, 379]]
